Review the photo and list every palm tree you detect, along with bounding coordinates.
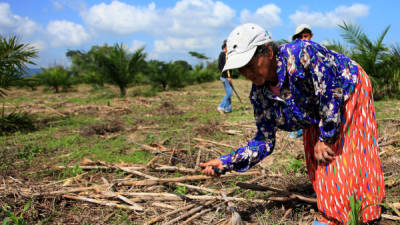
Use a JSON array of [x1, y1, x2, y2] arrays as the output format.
[[0, 35, 38, 96], [337, 22, 392, 98], [35, 66, 72, 93], [93, 44, 146, 96]]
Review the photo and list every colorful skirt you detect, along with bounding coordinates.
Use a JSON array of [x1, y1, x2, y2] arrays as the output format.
[[303, 66, 385, 225]]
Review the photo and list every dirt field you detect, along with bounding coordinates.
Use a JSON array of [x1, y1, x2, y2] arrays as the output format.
[[1, 80, 399, 224]]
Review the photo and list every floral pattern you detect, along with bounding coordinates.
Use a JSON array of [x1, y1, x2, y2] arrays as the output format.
[[220, 39, 359, 172]]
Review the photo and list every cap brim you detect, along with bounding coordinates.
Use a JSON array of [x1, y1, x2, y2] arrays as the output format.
[[222, 47, 257, 72]]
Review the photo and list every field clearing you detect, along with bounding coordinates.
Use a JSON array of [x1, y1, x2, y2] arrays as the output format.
[[1, 79, 400, 224]]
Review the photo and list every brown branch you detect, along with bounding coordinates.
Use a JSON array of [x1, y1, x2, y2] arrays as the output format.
[[236, 182, 286, 193], [118, 170, 260, 186], [99, 192, 265, 203], [180, 208, 213, 225], [380, 139, 400, 147], [152, 165, 197, 174], [168, 175, 266, 224], [163, 200, 216, 225], [196, 145, 224, 156], [31, 185, 106, 197], [116, 167, 220, 194], [221, 191, 243, 225], [127, 140, 171, 153], [236, 182, 317, 204], [195, 147, 202, 170], [36, 172, 88, 187], [381, 214, 400, 221], [117, 195, 144, 211], [147, 204, 196, 224], [63, 194, 143, 211], [150, 202, 176, 210], [193, 137, 236, 149]]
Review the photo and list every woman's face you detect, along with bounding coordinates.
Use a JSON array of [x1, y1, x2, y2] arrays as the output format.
[[238, 46, 277, 86], [301, 32, 313, 40]]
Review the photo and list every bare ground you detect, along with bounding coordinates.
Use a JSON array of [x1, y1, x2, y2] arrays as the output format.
[[1, 83, 400, 224]]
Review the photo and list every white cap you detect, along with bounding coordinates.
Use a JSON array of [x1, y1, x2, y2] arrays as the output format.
[[292, 24, 312, 40], [222, 23, 272, 72]]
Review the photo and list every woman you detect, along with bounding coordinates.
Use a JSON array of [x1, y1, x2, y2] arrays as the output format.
[[200, 23, 385, 225]]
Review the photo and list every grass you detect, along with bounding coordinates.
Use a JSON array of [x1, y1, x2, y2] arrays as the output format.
[[284, 157, 305, 174], [1, 80, 399, 224], [1, 200, 31, 225]]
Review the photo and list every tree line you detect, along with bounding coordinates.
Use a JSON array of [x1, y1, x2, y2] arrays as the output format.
[[1, 22, 400, 99]]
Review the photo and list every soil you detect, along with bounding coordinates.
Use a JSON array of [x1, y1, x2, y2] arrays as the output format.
[[1, 84, 399, 224]]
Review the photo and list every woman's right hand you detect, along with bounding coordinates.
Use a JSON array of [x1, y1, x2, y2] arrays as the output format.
[[200, 158, 224, 176], [314, 140, 335, 164]]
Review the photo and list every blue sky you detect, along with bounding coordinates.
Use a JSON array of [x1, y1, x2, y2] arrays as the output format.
[[1, 0, 399, 68]]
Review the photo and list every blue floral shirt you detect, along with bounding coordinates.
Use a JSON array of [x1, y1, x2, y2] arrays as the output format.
[[220, 39, 359, 172]]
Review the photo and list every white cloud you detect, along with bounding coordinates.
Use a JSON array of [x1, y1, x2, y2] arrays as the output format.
[[81, 1, 157, 35], [129, 40, 146, 52], [31, 40, 47, 51], [52, 1, 64, 10], [289, 3, 369, 28], [46, 20, 90, 47], [154, 36, 214, 54], [167, 0, 235, 36], [0, 2, 40, 36], [240, 4, 282, 28], [81, 0, 235, 60], [81, 0, 235, 38], [151, 0, 235, 58], [154, 40, 171, 53]]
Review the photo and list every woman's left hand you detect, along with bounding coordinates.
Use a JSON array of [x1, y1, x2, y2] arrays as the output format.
[[314, 140, 335, 164], [200, 159, 224, 176]]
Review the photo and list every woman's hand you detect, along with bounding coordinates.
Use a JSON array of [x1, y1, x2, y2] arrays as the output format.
[[200, 159, 224, 176], [314, 140, 335, 164]]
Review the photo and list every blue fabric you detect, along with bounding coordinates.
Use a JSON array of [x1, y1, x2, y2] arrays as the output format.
[[289, 129, 303, 139], [218, 76, 232, 112], [220, 39, 359, 172], [312, 220, 328, 225]]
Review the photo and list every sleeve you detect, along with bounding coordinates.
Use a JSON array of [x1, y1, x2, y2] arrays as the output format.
[[219, 87, 277, 172], [303, 44, 344, 144]]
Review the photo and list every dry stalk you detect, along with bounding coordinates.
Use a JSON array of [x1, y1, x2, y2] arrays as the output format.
[[196, 144, 224, 156], [118, 170, 260, 186], [152, 165, 196, 174], [381, 214, 400, 221], [147, 203, 196, 224], [117, 195, 143, 211], [117, 166, 219, 194], [163, 200, 215, 225], [193, 137, 236, 149], [195, 146, 202, 170], [63, 194, 143, 211], [180, 208, 213, 225], [236, 182, 317, 204], [221, 191, 243, 225]]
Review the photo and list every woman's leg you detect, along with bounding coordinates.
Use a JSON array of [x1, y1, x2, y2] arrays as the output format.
[[303, 67, 385, 224]]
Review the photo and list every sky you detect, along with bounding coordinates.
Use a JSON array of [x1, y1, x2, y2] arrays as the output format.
[[1, 0, 399, 68]]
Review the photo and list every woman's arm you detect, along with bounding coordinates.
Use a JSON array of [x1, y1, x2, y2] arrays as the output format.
[[218, 87, 277, 172]]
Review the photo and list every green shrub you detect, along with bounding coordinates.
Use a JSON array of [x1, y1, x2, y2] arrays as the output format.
[[35, 66, 72, 93], [146, 60, 187, 90], [0, 106, 35, 135], [187, 69, 218, 84], [12, 77, 41, 91]]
